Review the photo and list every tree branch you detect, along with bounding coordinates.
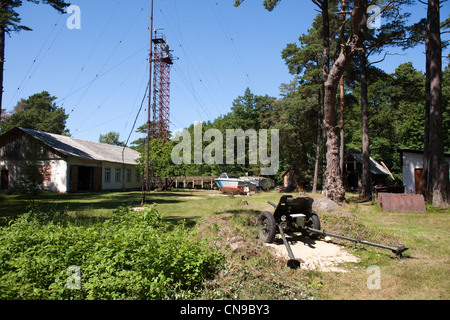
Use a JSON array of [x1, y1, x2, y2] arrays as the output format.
[[312, 0, 323, 10], [367, 52, 405, 67]]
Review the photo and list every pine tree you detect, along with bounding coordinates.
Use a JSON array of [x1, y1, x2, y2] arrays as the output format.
[[0, 0, 70, 128]]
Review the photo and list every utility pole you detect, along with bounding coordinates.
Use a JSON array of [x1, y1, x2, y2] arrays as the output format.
[[0, 25, 5, 130], [145, 0, 154, 192]]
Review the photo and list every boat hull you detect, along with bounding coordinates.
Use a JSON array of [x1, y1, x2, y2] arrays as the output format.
[[215, 178, 257, 195]]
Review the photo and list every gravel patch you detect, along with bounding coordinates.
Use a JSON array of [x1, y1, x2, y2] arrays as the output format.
[[266, 234, 360, 272]]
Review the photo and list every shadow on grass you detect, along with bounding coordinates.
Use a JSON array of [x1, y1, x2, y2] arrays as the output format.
[[0, 190, 196, 218], [213, 209, 261, 216]]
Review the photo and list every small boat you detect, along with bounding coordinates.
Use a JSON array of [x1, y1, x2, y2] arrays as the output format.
[[214, 173, 257, 195]]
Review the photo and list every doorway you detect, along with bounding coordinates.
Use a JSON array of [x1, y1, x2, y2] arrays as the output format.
[[70, 165, 102, 192], [1, 170, 9, 190], [414, 168, 423, 194], [78, 166, 93, 191]]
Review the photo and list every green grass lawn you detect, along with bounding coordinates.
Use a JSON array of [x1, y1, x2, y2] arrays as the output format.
[[0, 191, 144, 218], [1, 189, 448, 300], [0, 189, 316, 222], [322, 199, 450, 300]]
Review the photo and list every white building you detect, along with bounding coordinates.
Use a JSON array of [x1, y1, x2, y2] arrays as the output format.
[[398, 148, 450, 194], [0, 127, 142, 193]]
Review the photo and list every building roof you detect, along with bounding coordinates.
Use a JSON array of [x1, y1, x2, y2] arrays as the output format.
[[5, 127, 140, 165], [347, 153, 390, 175], [397, 148, 450, 158]]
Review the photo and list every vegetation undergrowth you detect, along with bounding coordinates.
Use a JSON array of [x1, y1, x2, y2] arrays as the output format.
[[0, 204, 224, 300]]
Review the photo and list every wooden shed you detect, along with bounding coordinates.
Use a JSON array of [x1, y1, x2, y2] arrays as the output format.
[[343, 153, 390, 191]]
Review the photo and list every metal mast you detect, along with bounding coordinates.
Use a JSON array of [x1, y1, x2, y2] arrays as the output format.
[[151, 31, 173, 141], [145, 0, 154, 192], [145, 0, 173, 191]]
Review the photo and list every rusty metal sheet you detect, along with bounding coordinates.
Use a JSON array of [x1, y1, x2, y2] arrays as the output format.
[[378, 193, 427, 212]]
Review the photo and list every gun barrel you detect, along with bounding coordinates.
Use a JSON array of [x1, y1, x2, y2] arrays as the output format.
[[267, 201, 277, 208]]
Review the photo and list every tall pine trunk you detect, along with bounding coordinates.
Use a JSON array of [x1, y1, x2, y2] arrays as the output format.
[[360, 48, 371, 198], [427, 0, 449, 207], [320, 0, 331, 198], [338, 0, 346, 182], [323, 81, 345, 202], [422, 33, 431, 199], [339, 75, 345, 180], [323, 0, 365, 203], [312, 88, 322, 194]]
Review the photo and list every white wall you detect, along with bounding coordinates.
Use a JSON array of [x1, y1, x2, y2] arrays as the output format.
[[0, 160, 17, 190], [66, 159, 142, 191], [101, 162, 142, 191], [402, 152, 450, 194], [402, 152, 422, 193], [0, 159, 68, 193], [1, 158, 141, 193], [46, 160, 68, 193]]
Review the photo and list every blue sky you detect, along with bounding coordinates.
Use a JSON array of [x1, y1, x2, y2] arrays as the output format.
[[2, 0, 449, 144]]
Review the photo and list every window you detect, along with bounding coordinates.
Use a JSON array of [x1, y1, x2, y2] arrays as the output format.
[[126, 169, 132, 183], [105, 168, 111, 183], [115, 168, 121, 182], [136, 170, 141, 182]]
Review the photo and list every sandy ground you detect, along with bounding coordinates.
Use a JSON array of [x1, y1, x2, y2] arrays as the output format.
[[266, 234, 360, 272]]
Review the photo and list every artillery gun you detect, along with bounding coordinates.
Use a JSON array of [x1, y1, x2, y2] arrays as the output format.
[[257, 195, 409, 269]]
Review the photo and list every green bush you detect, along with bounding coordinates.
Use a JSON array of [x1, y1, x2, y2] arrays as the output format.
[[0, 205, 223, 300]]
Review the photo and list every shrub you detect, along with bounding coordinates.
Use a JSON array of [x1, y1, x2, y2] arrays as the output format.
[[0, 205, 223, 300]]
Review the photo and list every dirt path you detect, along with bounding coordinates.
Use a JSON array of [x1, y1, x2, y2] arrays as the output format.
[[266, 235, 360, 272]]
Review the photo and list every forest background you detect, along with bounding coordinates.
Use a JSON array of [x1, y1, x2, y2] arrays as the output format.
[[1, 0, 449, 204]]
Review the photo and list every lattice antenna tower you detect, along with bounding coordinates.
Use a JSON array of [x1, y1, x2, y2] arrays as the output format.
[[151, 30, 173, 141]]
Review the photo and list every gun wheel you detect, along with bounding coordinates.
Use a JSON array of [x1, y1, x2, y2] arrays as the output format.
[[302, 211, 321, 239], [257, 211, 276, 243]]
